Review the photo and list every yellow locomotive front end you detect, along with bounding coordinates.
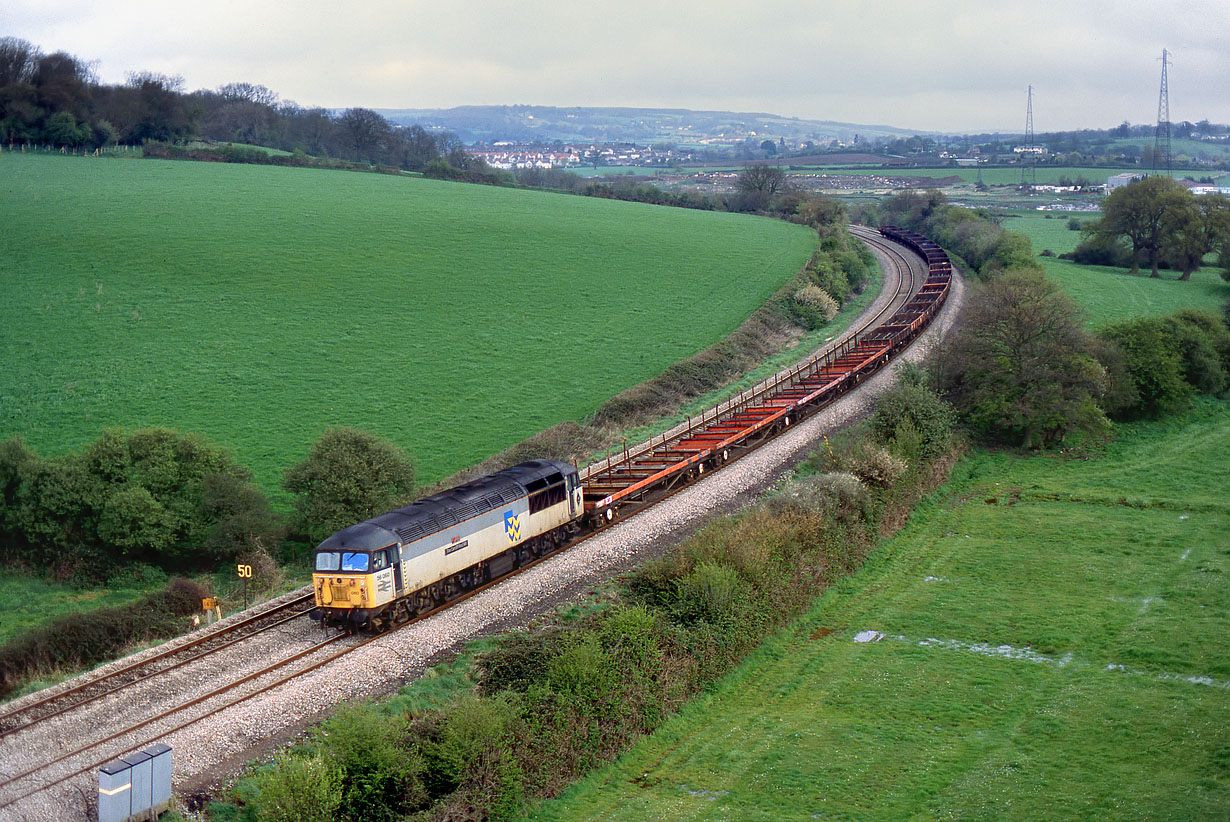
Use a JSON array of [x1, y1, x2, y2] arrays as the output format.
[[310, 535, 399, 631]]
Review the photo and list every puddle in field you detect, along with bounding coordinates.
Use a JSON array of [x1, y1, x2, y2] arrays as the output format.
[[1105, 663, 1230, 689], [853, 629, 1227, 689]]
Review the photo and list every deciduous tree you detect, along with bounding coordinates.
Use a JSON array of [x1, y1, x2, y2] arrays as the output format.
[[283, 427, 416, 543], [1094, 176, 1191, 276], [935, 271, 1108, 448]]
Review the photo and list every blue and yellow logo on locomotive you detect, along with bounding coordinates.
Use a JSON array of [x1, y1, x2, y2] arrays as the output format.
[[504, 510, 520, 543]]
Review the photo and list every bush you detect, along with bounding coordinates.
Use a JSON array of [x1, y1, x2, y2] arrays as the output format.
[[252, 753, 343, 822], [789, 284, 839, 329], [807, 258, 851, 305], [835, 249, 871, 294], [418, 693, 521, 802], [0, 577, 207, 697], [314, 705, 423, 822], [3, 428, 280, 575], [847, 443, 908, 488], [1167, 310, 1230, 395], [1099, 317, 1195, 418], [869, 374, 956, 461], [283, 427, 416, 543], [672, 562, 748, 626], [1069, 230, 1134, 267]]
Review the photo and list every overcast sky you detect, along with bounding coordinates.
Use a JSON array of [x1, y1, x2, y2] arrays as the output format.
[[6, 0, 1228, 134]]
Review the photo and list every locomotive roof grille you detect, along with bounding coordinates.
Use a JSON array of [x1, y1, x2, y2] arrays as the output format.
[[316, 460, 579, 553], [396, 523, 425, 542]]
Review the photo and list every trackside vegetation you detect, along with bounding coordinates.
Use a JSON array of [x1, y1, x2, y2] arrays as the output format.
[[0, 577, 208, 699], [208, 378, 961, 821], [533, 398, 1229, 820]]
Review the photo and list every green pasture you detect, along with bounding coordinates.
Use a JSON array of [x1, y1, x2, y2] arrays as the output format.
[[0, 569, 160, 647], [0, 153, 817, 498], [530, 398, 1230, 821], [1001, 209, 1230, 327], [997, 209, 1092, 255], [1108, 136, 1230, 162]]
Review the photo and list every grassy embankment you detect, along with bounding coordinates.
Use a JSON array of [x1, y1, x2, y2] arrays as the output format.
[[0, 152, 817, 496], [527, 216, 1229, 819], [531, 397, 1229, 821]]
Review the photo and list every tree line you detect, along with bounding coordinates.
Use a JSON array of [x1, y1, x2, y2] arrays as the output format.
[[0, 36, 461, 172]]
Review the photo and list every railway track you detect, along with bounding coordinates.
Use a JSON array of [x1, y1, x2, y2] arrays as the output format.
[[0, 592, 316, 740], [0, 541, 614, 816], [0, 227, 948, 819]]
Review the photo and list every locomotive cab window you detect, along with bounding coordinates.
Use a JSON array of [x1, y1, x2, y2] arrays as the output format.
[[371, 549, 391, 571], [315, 551, 341, 572], [341, 552, 369, 572]]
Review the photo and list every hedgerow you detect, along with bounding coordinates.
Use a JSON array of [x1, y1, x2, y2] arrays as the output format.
[[0, 577, 207, 698], [0, 428, 282, 581]]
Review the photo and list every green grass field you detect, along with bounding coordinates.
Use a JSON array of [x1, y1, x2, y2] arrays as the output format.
[[0, 570, 164, 647], [530, 398, 1230, 821], [0, 153, 817, 497], [1001, 210, 1230, 328]]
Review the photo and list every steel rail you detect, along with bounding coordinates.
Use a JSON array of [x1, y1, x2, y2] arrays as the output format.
[[0, 593, 316, 738], [0, 534, 594, 811]]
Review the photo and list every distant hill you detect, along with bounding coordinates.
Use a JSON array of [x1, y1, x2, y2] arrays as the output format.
[[373, 105, 924, 145]]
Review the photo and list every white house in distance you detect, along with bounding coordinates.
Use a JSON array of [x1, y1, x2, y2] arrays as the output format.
[[1107, 172, 1146, 190], [1105, 172, 1230, 196]]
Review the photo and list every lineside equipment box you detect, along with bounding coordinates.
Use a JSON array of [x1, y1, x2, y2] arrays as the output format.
[[98, 744, 173, 822]]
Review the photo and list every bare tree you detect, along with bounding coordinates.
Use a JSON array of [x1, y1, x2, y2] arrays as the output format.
[[0, 36, 41, 87], [336, 107, 391, 163], [218, 82, 278, 107], [736, 162, 786, 195]]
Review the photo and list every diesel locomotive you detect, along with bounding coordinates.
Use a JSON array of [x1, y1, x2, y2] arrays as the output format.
[[310, 459, 582, 632]]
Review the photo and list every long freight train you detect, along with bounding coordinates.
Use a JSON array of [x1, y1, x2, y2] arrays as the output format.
[[311, 226, 951, 632]]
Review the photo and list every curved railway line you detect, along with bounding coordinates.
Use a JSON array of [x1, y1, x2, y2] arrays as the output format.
[[0, 226, 953, 820]]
